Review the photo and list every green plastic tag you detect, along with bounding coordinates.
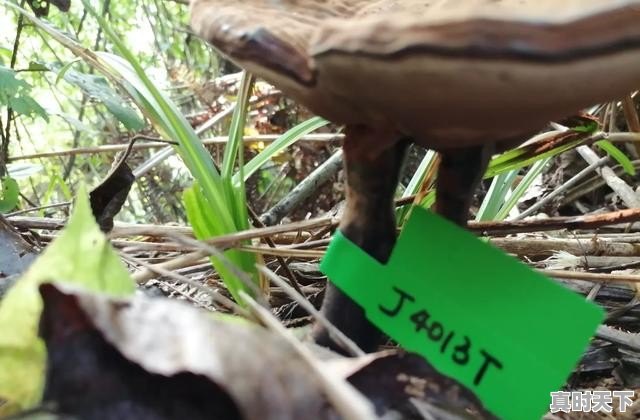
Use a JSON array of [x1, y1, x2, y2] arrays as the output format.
[[321, 207, 604, 420]]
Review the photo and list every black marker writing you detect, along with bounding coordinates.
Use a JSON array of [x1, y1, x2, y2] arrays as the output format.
[[452, 335, 471, 366], [379, 286, 415, 317], [440, 331, 454, 353], [474, 349, 503, 386]]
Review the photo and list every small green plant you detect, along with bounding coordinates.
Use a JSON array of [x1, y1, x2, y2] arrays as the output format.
[[0, 64, 48, 121], [1, 0, 329, 305], [0, 176, 19, 212]]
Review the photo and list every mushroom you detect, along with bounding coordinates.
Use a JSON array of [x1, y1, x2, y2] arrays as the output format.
[[190, 0, 640, 352]]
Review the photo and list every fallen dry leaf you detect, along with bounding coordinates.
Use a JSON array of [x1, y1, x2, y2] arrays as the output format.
[[39, 283, 336, 420]]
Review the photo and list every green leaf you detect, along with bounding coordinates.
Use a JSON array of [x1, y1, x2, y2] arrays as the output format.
[[596, 140, 636, 176], [0, 0, 261, 307], [419, 190, 436, 209], [0, 64, 48, 121], [9, 95, 48, 121], [486, 134, 592, 178], [0, 185, 135, 414], [494, 157, 552, 221], [56, 66, 145, 130], [236, 116, 330, 185], [396, 150, 437, 223], [27, 61, 49, 72], [223, 71, 254, 180], [571, 121, 599, 134], [54, 112, 98, 134], [0, 47, 11, 65], [0, 177, 19, 213], [183, 183, 256, 305], [0, 64, 28, 100], [53, 58, 80, 85], [476, 171, 520, 221]]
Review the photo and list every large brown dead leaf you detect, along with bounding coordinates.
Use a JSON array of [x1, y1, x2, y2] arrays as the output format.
[[38, 283, 336, 420]]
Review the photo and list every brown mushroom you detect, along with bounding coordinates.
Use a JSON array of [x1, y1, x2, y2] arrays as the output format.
[[190, 0, 640, 352]]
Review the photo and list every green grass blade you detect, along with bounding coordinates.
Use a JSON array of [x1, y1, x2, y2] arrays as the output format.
[[235, 116, 329, 185], [596, 140, 636, 176], [476, 170, 519, 221], [495, 157, 551, 220], [222, 71, 254, 180], [396, 150, 437, 223]]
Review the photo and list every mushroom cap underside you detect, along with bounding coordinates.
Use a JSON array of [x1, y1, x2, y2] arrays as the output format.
[[190, 0, 640, 146]]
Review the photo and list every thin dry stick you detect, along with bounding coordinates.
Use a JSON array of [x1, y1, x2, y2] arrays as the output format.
[[603, 132, 640, 144], [247, 206, 304, 296], [542, 269, 640, 283], [239, 291, 377, 420], [166, 233, 268, 307], [471, 207, 640, 235], [239, 245, 324, 258], [560, 160, 640, 206], [126, 259, 218, 310], [621, 94, 640, 157], [260, 149, 343, 226], [257, 264, 364, 357], [7, 213, 336, 241], [6, 201, 71, 217], [597, 324, 640, 351], [515, 156, 610, 220], [8, 134, 343, 161], [11, 206, 640, 247], [122, 252, 243, 314], [130, 250, 209, 283], [110, 233, 640, 260], [577, 145, 640, 208], [132, 105, 235, 178]]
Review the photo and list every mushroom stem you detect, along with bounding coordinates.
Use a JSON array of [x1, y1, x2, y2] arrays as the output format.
[[315, 135, 494, 353], [435, 145, 494, 226], [313, 125, 409, 353]]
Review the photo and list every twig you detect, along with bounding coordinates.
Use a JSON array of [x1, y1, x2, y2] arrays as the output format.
[[10, 206, 640, 244], [596, 324, 640, 351], [560, 159, 640, 205], [0, 4, 25, 177], [492, 236, 640, 258], [239, 245, 324, 259], [576, 145, 640, 208], [132, 105, 235, 178], [8, 134, 343, 161], [545, 268, 640, 282], [123, 251, 242, 313], [247, 206, 304, 296], [472, 207, 640, 235], [515, 156, 610, 220], [129, 250, 208, 282], [8, 213, 335, 240], [5, 201, 71, 217], [166, 233, 268, 307], [240, 292, 377, 420], [257, 264, 364, 357], [260, 150, 343, 226], [122, 252, 243, 314], [621, 94, 640, 157]]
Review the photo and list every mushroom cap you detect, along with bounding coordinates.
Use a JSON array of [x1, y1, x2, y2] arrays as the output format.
[[190, 0, 640, 148]]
